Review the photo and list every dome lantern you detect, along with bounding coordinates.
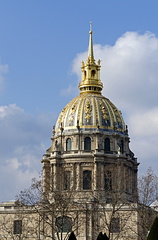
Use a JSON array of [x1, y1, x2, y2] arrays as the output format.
[[79, 23, 103, 94]]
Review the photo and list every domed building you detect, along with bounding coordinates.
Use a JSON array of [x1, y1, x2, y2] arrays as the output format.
[[1, 27, 157, 240], [41, 28, 139, 240]]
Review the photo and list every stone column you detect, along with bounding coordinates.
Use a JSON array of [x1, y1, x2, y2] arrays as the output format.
[[42, 164, 46, 193], [53, 163, 57, 191], [42, 162, 50, 193], [71, 163, 74, 190], [93, 162, 97, 190], [50, 164, 54, 192], [76, 164, 80, 190], [100, 164, 104, 190], [96, 136, 98, 150]]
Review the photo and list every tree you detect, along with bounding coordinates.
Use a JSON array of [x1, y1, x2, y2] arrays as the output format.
[[93, 167, 158, 240], [136, 168, 158, 240], [16, 176, 84, 240], [97, 193, 137, 240], [1, 167, 158, 240], [0, 203, 39, 240], [138, 167, 158, 206], [92, 163, 138, 240]]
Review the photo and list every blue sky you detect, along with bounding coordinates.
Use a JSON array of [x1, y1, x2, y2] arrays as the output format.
[[1, 0, 158, 203]]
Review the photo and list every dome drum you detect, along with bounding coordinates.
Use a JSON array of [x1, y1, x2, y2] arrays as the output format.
[[49, 129, 132, 162]]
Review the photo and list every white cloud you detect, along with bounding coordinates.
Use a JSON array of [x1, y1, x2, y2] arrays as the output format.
[[72, 31, 158, 174], [129, 108, 158, 137], [60, 85, 77, 96], [7, 158, 22, 170], [0, 104, 53, 203]]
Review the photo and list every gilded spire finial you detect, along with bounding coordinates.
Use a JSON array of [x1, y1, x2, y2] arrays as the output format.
[[88, 22, 94, 63], [78, 24, 103, 94]]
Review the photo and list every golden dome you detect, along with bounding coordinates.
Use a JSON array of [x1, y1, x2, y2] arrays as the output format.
[[55, 27, 126, 136], [55, 93, 126, 135]]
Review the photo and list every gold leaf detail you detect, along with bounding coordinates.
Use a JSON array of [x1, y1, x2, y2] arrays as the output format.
[[84, 100, 92, 123], [100, 101, 109, 120], [69, 104, 76, 122]]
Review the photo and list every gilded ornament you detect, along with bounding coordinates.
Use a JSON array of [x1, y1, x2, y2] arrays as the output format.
[[114, 108, 121, 123], [100, 101, 109, 120], [84, 99, 92, 122], [58, 107, 66, 129], [69, 104, 77, 123], [97, 59, 101, 66]]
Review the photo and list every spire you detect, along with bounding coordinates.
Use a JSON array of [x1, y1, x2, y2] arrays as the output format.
[[78, 25, 103, 95], [88, 22, 94, 62]]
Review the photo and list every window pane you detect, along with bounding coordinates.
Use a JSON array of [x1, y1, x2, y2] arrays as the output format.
[[56, 216, 72, 232], [84, 137, 91, 150], [66, 138, 71, 151], [110, 218, 120, 233], [83, 170, 92, 190], [104, 138, 110, 151], [14, 220, 22, 234], [64, 171, 71, 190], [120, 140, 124, 153]]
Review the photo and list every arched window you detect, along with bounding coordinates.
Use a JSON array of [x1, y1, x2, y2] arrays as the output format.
[[56, 216, 72, 233], [84, 137, 91, 151], [83, 170, 92, 190], [120, 140, 124, 154], [104, 138, 110, 152], [91, 70, 96, 77], [66, 138, 71, 151], [84, 71, 87, 79]]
